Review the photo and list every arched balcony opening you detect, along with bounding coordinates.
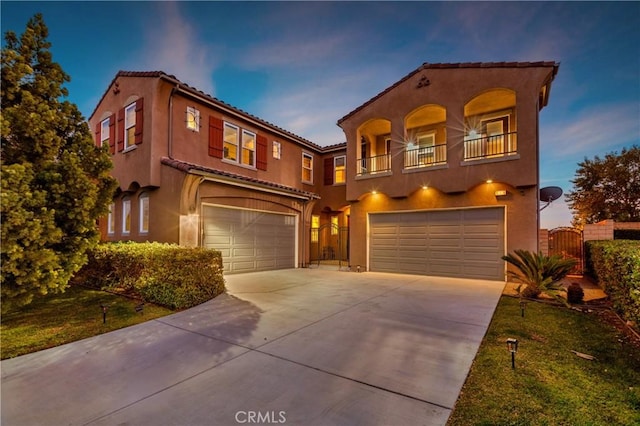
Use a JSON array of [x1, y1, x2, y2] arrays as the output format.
[[404, 104, 447, 169], [464, 89, 517, 161], [357, 118, 392, 176]]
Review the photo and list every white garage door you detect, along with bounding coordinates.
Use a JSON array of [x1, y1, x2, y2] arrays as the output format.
[[202, 205, 297, 273], [369, 207, 505, 281]]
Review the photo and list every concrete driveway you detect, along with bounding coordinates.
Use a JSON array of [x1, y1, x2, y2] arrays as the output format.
[[1, 269, 504, 425]]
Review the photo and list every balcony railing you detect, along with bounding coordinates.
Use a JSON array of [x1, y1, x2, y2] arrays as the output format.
[[404, 143, 447, 169], [464, 132, 517, 160], [357, 153, 391, 175]]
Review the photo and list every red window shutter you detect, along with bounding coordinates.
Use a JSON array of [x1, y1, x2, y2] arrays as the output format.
[[109, 114, 116, 154], [208, 116, 223, 158], [134, 97, 144, 145], [256, 135, 268, 171], [117, 108, 125, 152], [94, 122, 101, 147], [324, 157, 334, 185]]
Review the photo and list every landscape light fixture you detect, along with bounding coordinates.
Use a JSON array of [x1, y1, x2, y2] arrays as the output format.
[[507, 338, 519, 369], [519, 300, 527, 317]]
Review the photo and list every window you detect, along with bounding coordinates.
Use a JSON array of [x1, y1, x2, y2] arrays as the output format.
[[417, 132, 436, 165], [241, 130, 256, 167], [311, 215, 320, 242], [100, 118, 110, 148], [122, 198, 131, 235], [331, 216, 339, 235], [334, 156, 346, 184], [223, 123, 239, 161], [186, 107, 200, 132], [139, 193, 149, 234], [124, 103, 136, 150], [107, 202, 115, 235], [302, 152, 313, 183], [273, 141, 281, 159], [464, 112, 514, 160]]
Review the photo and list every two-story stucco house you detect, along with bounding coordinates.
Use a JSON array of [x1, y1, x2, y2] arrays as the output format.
[[89, 61, 559, 280]]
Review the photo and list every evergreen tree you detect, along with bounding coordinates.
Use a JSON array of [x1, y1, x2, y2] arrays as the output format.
[[566, 146, 640, 227], [1, 14, 117, 311]]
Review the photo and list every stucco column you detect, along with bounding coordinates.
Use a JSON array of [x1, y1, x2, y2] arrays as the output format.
[[390, 115, 405, 178]]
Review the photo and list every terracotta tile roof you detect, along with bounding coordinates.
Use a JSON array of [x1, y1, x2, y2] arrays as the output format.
[[337, 61, 560, 125], [90, 71, 345, 152], [161, 157, 320, 200]]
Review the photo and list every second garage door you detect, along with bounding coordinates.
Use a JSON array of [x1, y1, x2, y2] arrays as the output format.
[[202, 205, 297, 273], [369, 207, 505, 281]]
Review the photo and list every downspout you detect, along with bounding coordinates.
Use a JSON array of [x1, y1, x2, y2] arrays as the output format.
[[167, 84, 179, 159]]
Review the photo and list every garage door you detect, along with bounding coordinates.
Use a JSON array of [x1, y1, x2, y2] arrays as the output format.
[[369, 207, 505, 280], [202, 205, 297, 273]]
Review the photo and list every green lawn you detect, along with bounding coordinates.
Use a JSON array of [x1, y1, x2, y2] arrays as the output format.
[[447, 296, 640, 425], [1, 285, 173, 360]]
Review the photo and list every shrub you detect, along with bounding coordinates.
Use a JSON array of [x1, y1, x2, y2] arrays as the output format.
[[502, 249, 577, 301], [585, 240, 640, 325], [567, 282, 584, 304], [74, 242, 225, 310]]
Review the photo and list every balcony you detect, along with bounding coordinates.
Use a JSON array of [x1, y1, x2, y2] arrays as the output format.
[[357, 153, 391, 176], [464, 132, 517, 160], [404, 143, 447, 169]]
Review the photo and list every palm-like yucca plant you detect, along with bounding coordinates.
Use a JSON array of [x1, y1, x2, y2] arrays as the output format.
[[502, 249, 578, 301]]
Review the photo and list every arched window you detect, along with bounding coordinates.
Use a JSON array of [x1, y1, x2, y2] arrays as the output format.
[[107, 202, 115, 235], [122, 197, 131, 235], [139, 193, 149, 234]]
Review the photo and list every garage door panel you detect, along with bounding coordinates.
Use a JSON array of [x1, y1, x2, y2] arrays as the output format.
[[398, 238, 427, 247], [370, 208, 504, 281], [203, 205, 296, 274]]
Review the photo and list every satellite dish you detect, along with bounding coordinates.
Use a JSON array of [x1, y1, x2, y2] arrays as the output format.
[[539, 186, 563, 211]]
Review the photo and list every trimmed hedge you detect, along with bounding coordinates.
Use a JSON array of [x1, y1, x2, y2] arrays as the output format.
[[585, 240, 640, 325], [74, 242, 225, 310]]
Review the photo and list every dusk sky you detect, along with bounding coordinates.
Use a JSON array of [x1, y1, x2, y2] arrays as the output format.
[[2, 1, 639, 228]]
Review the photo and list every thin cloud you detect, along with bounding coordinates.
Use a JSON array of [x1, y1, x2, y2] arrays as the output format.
[[541, 102, 640, 157], [138, 2, 217, 95]]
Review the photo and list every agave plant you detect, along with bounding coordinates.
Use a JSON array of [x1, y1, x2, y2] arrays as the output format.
[[502, 249, 578, 301]]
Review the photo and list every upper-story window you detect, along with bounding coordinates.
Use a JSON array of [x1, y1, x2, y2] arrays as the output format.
[[241, 130, 256, 167], [273, 141, 282, 159], [186, 107, 200, 132], [100, 118, 110, 148], [124, 103, 136, 150], [464, 112, 515, 160], [334, 155, 346, 184], [302, 152, 313, 183], [223, 123, 239, 162]]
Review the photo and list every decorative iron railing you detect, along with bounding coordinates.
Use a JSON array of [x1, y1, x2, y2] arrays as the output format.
[[464, 132, 518, 160], [356, 153, 391, 175], [404, 143, 447, 168]]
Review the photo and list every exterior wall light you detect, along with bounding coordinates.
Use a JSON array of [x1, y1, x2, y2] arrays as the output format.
[[507, 338, 519, 369], [486, 179, 493, 184], [371, 190, 378, 195], [422, 185, 428, 190]]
